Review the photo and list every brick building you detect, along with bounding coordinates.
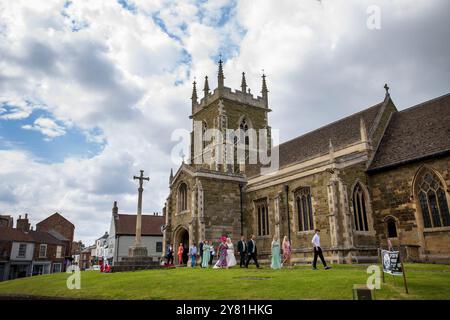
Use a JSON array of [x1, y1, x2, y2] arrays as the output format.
[[36, 212, 75, 260], [0, 214, 68, 281], [163, 62, 450, 264]]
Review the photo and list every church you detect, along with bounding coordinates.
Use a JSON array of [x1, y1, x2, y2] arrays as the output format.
[[162, 60, 450, 265]]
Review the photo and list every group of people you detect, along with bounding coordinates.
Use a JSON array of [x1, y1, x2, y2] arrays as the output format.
[[165, 229, 331, 270]]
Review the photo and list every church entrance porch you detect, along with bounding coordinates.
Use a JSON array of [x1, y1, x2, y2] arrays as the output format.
[[174, 227, 189, 265]]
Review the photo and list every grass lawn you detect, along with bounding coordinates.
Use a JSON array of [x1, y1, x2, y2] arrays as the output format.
[[0, 263, 449, 300]]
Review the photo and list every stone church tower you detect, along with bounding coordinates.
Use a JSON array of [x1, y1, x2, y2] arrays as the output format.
[[163, 61, 270, 262]]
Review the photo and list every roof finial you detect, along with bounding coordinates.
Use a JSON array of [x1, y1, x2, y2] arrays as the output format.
[[218, 56, 225, 90], [191, 79, 198, 106], [169, 168, 174, 184], [384, 83, 390, 96], [261, 70, 268, 107], [241, 72, 247, 93], [203, 76, 210, 98]]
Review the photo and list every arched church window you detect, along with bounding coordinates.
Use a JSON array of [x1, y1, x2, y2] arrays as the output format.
[[178, 183, 188, 212], [296, 187, 314, 231], [386, 217, 398, 238], [256, 200, 269, 236], [415, 168, 450, 228], [353, 183, 369, 231]]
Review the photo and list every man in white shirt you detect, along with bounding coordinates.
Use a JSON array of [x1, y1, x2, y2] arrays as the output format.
[[311, 229, 331, 270]]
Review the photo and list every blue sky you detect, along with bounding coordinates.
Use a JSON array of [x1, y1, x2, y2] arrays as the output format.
[[0, 0, 449, 245]]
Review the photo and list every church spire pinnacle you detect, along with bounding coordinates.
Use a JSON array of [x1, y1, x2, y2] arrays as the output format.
[[203, 76, 210, 98], [191, 79, 198, 106], [241, 72, 247, 93], [218, 58, 225, 90], [261, 71, 268, 107], [169, 168, 174, 184]]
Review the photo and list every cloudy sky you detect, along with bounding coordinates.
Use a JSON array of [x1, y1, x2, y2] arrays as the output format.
[[0, 0, 449, 245]]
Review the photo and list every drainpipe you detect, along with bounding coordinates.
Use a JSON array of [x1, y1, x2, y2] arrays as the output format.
[[284, 184, 291, 243], [239, 183, 244, 235]]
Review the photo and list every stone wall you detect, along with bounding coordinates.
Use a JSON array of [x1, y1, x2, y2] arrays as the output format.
[[369, 156, 450, 263]]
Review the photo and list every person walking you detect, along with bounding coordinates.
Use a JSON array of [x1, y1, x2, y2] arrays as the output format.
[[282, 236, 292, 268], [245, 234, 261, 269], [271, 235, 281, 269], [202, 240, 211, 268], [199, 240, 204, 267], [311, 229, 331, 270], [177, 243, 184, 265], [166, 244, 174, 265], [189, 242, 198, 267], [237, 235, 247, 268], [213, 236, 229, 269]]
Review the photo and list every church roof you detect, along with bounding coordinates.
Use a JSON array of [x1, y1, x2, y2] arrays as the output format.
[[368, 92, 450, 172], [115, 214, 163, 236], [247, 99, 385, 177]]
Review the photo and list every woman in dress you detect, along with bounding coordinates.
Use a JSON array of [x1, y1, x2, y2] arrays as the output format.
[[271, 235, 281, 269], [202, 240, 211, 268], [213, 236, 228, 269], [226, 238, 237, 267], [282, 235, 292, 268], [177, 243, 184, 265]]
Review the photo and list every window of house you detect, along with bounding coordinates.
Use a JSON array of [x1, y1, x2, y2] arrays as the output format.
[[415, 169, 450, 228], [156, 242, 163, 253], [386, 217, 398, 238], [52, 263, 62, 273], [178, 183, 188, 212], [296, 187, 314, 231], [353, 183, 369, 231], [56, 246, 62, 258], [18, 243, 27, 258], [39, 244, 47, 258], [256, 200, 269, 236]]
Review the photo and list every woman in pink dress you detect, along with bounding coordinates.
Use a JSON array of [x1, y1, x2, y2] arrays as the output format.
[[282, 236, 292, 268]]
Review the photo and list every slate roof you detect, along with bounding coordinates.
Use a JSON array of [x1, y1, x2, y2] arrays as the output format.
[[0, 227, 65, 245], [115, 214, 164, 236], [246, 99, 386, 177], [369, 93, 450, 172]]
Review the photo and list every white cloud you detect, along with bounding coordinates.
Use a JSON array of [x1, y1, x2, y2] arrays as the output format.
[[22, 117, 66, 139], [0, 0, 449, 246]]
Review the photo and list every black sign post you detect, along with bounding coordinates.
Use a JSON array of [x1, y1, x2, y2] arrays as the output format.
[[381, 249, 408, 294]]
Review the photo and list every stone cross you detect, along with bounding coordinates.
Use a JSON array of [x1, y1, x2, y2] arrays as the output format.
[[133, 170, 149, 247]]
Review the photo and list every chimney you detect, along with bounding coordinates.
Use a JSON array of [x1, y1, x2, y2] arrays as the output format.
[[17, 214, 31, 232], [112, 201, 119, 219]]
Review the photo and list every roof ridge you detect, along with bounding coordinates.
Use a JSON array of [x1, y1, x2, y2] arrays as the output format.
[[398, 92, 450, 114], [277, 100, 384, 148]]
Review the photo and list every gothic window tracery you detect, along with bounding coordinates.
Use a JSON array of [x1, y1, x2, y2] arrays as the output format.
[[353, 183, 369, 231], [296, 187, 314, 231], [415, 169, 450, 228]]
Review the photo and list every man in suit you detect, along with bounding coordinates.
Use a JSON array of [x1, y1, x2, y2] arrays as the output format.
[[237, 235, 247, 268], [245, 234, 261, 269], [198, 240, 204, 267]]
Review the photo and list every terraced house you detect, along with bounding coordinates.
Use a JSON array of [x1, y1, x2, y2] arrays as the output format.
[[163, 61, 450, 265], [0, 213, 72, 281]]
